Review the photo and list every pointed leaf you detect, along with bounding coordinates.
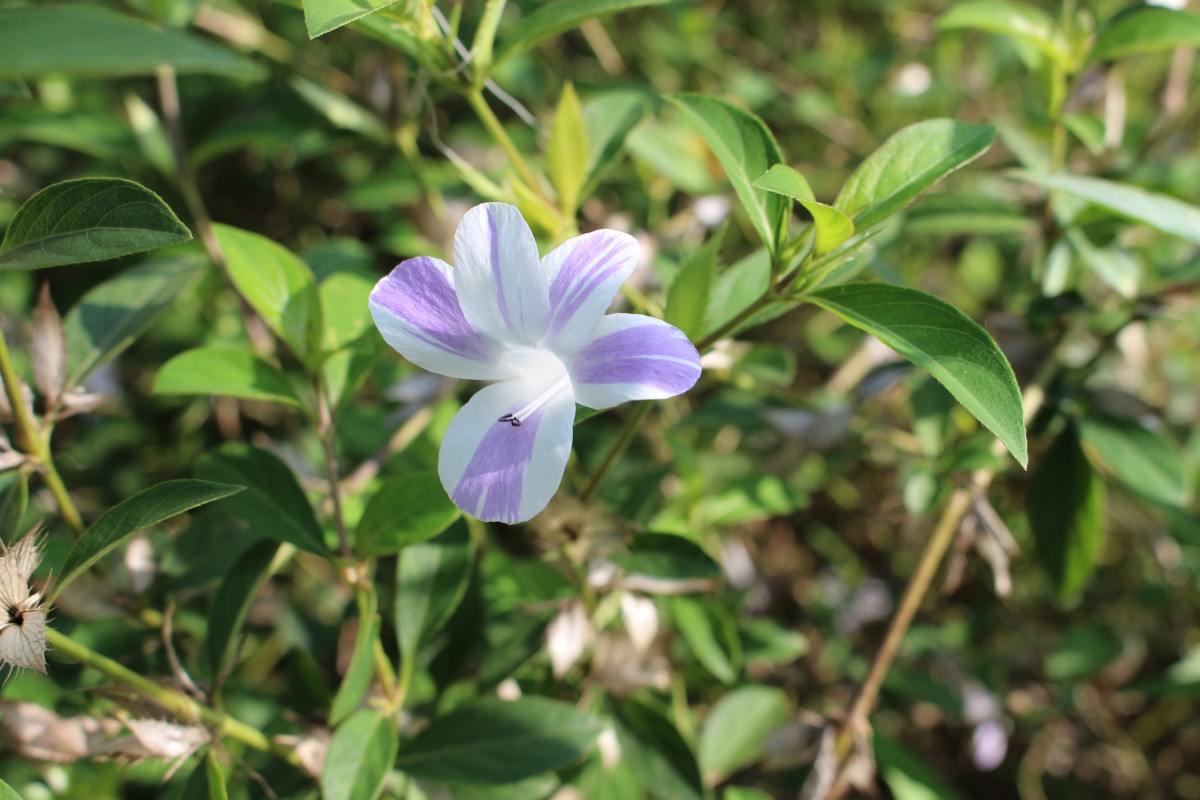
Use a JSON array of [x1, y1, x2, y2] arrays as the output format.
[[195, 443, 328, 555], [213, 224, 322, 358], [304, 0, 414, 38], [1029, 424, 1105, 604], [612, 698, 703, 800], [153, 346, 304, 408], [1080, 413, 1190, 508], [665, 225, 724, 340], [666, 94, 788, 253], [582, 91, 648, 197], [207, 540, 279, 679], [834, 120, 995, 230], [322, 710, 399, 800], [547, 82, 588, 215], [0, 178, 191, 271], [355, 473, 460, 557], [64, 255, 205, 387], [1013, 171, 1200, 247], [698, 685, 790, 784], [394, 697, 604, 784], [180, 750, 229, 800], [330, 618, 380, 726], [52, 480, 244, 601], [395, 522, 474, 655], [1091, 6, 1200, 62], [495, 0, 670, 66], [671, 596, 740, 685], [937, 1, 1070, 66], [808, 283, 1027, 467], [754, 164, 854, 255], [0, 6, 263, 79]]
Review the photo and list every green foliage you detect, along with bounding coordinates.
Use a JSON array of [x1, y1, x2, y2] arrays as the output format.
[[51, 480, 244, 601], [808, 283, 1028, 467], [206, 540, 279, 678], [393, 697, 605, 784], [1090, 6, 1200, 61], [612, 698, 704, 800], [0, 6, 261, 79], [1029, 424, 1106, 604], [304, 0, 414, 39], [493, 0, 671, 67], [0, 179, 191, 271], [698, 685, 790, 784], [322, 710, 399, 800], [355, 472, 460, 556], [754, 165, 854, 255], [394, 521, 474, 655], [153, 346, 304, 407]]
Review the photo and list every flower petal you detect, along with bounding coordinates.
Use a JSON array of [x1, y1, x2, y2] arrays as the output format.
[[439, 378, 575, 524], [369, 256, 506, 380], [453, 203, 551, 345], [570, 313, 702, 409], [542, 229, 640, 353]]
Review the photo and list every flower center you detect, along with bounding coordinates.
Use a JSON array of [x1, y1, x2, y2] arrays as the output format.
[[498, 375, 571, 427]]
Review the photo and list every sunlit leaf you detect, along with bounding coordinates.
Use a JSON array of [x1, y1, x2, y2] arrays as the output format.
[[322, 710, 399, 800], [153, 346, 304, 408], [1090, 6, 1200, 62], [0, 179, 191, 271], [494, 0, 670, 66], [754, 164, 854, 255]]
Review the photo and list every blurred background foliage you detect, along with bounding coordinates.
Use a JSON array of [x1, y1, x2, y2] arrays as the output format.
[[0, 0, 1199, 799]]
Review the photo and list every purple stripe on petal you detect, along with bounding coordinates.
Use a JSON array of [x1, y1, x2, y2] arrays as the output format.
[[451, 405, 545, 524], [488, 207, 514, 331], [574, 318, 701, 394], [548, 236, 633, 337], [371, 257, 489, 361]]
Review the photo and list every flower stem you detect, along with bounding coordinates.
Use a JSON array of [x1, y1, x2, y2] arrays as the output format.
[[464, 87, 545, 200], [46, 628, 303, 767], [579, 402, 651, 504], [0, 322, 84, 535]]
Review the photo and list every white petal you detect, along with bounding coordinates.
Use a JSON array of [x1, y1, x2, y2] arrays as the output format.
[[453, 203, 551, 345], [569, 314, 702, 410], [438, 376, 575, 524], [0, 603, 46, 673], [542, 229, 639, 354], [370, 256, 510, 380]]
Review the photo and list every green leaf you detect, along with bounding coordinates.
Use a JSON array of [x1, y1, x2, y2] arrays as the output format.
[[0, 79, 30, 98], [213, 224, 322, 359], [1080, 413, 1190, 508], [875, 734, 967, 800], [754, 164, 854, 255], [322, 710, 399, 800], [394, 697, 604, 784], [698, 686, 790, 784], [1013, 171, 1200, 247], [153, 346, 304, 408], [51, 480, 244, 602], [206, 540, 278, 679], [671, 596, 741, 685], [808, 283, 1027, 467], [0, 178, 192, 271], [494, 0, 670, 66], [64, 255, 205, 387], [547, 82, 588, 216], [0, 471, 29, 536], [609, 533, 722, 580], [582, 91, 648, 198], [612, 698, 704, 800], [723, 790, 773, 800], [303, 0, 412, 38], [936, 0, 1069, 67], [1091, 6, 1200, 62], [1028, 424, 1106, 605], [834, 120, 995, 231], [292, 77, 389, 142], [355, 473, 461, 557], [180, 751, 229, 800], [0, 778, 24, 800], [666, 94, 788, 253], [0, 6, 263, 79], [320, 272, 377, 352], [1044, 626, 1121, 681], [195, 443, 328, 555], [395, 522, 474, 656], [1065, 228, 1138, 298], [330, 618, 380, 726], [665, 225, 724, 341]]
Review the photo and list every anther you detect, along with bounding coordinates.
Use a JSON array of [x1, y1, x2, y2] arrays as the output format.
[[495, 375, 571, 428]]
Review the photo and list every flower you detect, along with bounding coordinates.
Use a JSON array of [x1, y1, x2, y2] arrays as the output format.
[[0, 527, 48, 675], [369, 203, 702, 524]]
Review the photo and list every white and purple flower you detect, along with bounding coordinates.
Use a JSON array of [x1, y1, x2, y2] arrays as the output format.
[[369, 203, 701, 524]]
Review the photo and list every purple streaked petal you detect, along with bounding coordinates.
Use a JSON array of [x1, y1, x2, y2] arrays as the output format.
[[570, 313, 702, 410], [453, 203, 551, 345], [369, 256, 506, 380], [439, 378, 575, 524], [543, 229, 640, 354]]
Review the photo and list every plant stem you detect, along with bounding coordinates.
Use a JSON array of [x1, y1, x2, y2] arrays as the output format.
[[464, 88, 545, 199], [46, 628, 303, 767], [0, 322, 84, 535], [470, 0, 507, 83], [579, 402, 651, 504]]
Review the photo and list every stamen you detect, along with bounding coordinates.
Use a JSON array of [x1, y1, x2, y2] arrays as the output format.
[[496, 375, 571, 427]]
